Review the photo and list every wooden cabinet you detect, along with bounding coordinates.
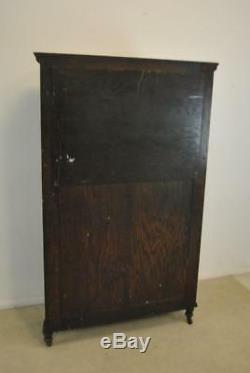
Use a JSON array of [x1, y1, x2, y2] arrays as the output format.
[[35, 53, 217, 346]]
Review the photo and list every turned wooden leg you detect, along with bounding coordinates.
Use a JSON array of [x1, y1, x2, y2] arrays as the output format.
[[185, 307, 194, 325], [43, 321, 53, 346]]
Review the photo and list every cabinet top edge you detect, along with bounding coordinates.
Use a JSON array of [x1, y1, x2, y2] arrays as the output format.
[[34, 52, 218, 71]]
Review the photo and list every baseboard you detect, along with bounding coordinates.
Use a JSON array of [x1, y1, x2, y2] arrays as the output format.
[[0, 297, 44, 310], [199, 268, 250, 281]]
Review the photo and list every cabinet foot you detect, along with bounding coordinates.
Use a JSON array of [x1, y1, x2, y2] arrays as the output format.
[[185, 307, 194, 325], [43, 321, 53, 346]]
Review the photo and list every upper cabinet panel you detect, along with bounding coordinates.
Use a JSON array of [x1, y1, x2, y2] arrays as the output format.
[[54, 68, 205, 185]]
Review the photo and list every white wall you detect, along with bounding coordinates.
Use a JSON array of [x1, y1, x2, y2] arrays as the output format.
[[1, 0, 250, 308]]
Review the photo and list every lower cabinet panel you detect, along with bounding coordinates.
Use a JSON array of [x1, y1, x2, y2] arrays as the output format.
[[57, 181, 192, 322]]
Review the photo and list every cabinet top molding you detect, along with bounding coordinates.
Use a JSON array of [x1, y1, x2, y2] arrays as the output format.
[[34, 52, 218, 73]]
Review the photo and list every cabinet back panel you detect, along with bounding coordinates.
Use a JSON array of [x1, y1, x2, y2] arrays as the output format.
[[35, 53, 217, 339]]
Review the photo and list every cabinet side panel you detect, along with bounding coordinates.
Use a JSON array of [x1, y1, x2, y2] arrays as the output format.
[[40, 66, 61, 328], [185, 71, 215, 305]]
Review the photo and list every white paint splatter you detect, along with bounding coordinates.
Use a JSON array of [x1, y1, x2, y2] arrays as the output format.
[[66, 154, 76, 163]]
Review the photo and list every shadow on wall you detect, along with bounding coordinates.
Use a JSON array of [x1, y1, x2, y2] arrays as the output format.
[[1, 88, 44, 308]]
